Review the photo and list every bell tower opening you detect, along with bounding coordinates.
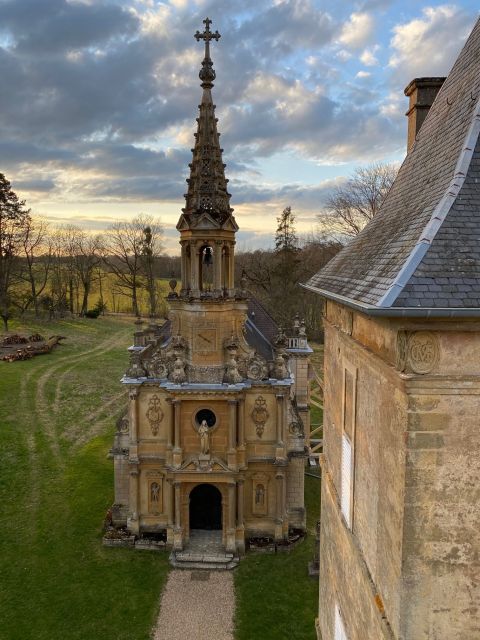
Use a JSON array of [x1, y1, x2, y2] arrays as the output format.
[[189, 483, 222, 530], [199, 244, 214, 291]]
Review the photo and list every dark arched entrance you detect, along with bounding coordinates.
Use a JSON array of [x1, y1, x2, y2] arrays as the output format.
[[189, 484, 222, 530]]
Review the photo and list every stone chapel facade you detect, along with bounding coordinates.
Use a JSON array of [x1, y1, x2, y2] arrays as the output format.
[[306, 18, 480, 640], [110, 19, 309, 559]]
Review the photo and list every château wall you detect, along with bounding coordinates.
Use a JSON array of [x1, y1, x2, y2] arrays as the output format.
[[318, 300, 480, 640]]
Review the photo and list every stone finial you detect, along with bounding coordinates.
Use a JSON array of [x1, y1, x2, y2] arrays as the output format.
[[194, 17, 221, 90], [274, 326, 288, 349], [299, 319, 306, 337], [293, 313, 300, 333], [223, 334, 243, 384], [126, 351, 146, 378], [273, 352, 288, 380]]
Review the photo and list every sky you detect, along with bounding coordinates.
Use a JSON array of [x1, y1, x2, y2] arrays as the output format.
[[0, 0, 478, 254]]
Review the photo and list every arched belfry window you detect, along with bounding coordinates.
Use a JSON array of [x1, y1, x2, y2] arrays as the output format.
[[199, 244, 214, 292]]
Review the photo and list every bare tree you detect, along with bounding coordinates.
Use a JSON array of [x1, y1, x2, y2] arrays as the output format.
[[70, 228, 103, 316], [20, 216, 52, 317], [318, 162, 398, 239], [140, 221, 163, 318], [104, 215, 163, 316], [0, 174, 31, 330]]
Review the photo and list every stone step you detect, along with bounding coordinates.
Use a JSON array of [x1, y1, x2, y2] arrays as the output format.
[[175, 552, 234, 563], [169, 552, 239, 571]]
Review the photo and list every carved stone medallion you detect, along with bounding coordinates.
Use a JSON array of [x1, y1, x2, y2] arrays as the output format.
[[146, 395, 164, 435], [251, 396, 269, 438], [146, 353, 169, 379], [246, 354, 268, 381], [407, 331, 439, 374], [289, 421, 302, 436]]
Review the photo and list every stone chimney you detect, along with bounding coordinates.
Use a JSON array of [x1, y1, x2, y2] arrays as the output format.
[[404, 77, 446, 152]]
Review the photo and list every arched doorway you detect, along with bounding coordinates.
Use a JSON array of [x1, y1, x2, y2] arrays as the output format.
[[189, 484, 222, 530]]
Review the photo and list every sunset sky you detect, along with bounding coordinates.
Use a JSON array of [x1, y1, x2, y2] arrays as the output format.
[[1, 0, 478, 254]]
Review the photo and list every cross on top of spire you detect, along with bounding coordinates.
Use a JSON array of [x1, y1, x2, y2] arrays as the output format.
[[195, 17, 221, 89], [195, 17, 221, 51]]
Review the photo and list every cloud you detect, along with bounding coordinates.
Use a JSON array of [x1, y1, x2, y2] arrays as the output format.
[[0, 0, 138, 54], [0, 0, 433, 249], [389, 5, 474, 81], [355, 71, 371, 79], [338, 12, 375, 50], [360, 46, 379, 66]]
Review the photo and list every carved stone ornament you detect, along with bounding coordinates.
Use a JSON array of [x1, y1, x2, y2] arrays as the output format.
[[116, 412, 129, 434], [246, 353, 268, 381], [251, 396, 269, 438], [289, 421, 302, 436], [407, 331, 439, 374], [145, 353, 169, 379], [395, 331, 408, 372], [126, 352, 146, 378], [146, 395, 164, 436]]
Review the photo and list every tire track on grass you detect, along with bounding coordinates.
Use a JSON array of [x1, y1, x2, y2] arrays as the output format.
[[34, 329, 132, 460]]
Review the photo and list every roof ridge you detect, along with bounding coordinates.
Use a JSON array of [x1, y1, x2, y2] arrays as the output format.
[[376, 96, 480, 308]]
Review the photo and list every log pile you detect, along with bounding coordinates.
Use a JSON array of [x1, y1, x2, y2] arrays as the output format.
[[1, 335, 65, 362]]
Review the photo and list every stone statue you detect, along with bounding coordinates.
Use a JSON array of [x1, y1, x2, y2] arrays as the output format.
[[150, 482, 160, 502], [198, 419, 210, 454], [255, 484, 265, 505]]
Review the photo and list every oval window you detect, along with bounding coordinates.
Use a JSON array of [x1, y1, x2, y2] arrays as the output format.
[[195, 408, 216, 428]]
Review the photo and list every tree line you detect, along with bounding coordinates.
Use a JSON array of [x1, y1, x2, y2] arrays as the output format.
[[1, 161, 396, 335], [0, 173, 168, 330]]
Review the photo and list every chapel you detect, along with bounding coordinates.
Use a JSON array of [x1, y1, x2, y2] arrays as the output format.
[[109, 18, 310, 564]]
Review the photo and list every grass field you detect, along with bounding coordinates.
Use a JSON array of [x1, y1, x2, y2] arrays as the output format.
[[0, 315, 169, 640], [0, 315, 320, 640]]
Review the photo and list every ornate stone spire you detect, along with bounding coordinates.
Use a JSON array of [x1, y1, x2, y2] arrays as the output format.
[[183, 18, 233, 221]]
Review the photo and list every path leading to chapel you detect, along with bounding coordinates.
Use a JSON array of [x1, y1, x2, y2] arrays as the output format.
[[154, 570, 235, 640]]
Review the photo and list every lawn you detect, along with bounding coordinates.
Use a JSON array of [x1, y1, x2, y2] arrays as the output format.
[[234, 474, 321, 640], [0, 314, 321, 640], [0, 315, 169, 640]]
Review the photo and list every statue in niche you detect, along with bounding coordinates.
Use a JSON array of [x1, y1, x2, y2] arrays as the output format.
[[150, 482, 160, 503], [255, 484, 265, 506], [198, 419, 210, 455]]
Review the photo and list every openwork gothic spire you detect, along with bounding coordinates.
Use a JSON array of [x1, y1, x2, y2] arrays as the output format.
[[183, 17, 233, 221]]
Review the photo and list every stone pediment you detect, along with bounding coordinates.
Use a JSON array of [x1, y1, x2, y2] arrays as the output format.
[[193, 213, 221, 229], [221, 215, 239, 232], [176, 214, 190, 231], [178, 455, 230, 472]]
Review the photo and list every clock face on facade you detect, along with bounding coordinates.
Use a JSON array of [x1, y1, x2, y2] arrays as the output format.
[[193, 328, 217, 352]]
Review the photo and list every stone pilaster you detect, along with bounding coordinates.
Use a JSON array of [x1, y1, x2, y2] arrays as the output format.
[[214, 239, 223, 292], [166, 398, 173, 465], [275, 393, 286, 460], [127, 467, 140, 535], [228, 399, 237, 469], [173, 481, 183, 551], [237, 399, 246, 469], [236, 479, 245, 555], [173, 399, 182, 467], [275, 470, 286, 541], [227, 482, 236, 553], [166, 478, 174, 546]]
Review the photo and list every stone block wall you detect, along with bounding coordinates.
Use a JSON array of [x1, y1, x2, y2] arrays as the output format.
[[318, 299, 480, 640]]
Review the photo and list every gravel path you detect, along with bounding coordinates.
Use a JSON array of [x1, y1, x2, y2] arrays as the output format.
[[153, 570, 235, 640]]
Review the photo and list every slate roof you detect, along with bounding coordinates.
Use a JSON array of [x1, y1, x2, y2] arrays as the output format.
[[305, 17, 480, 315], [245, 296, 278, 361]]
